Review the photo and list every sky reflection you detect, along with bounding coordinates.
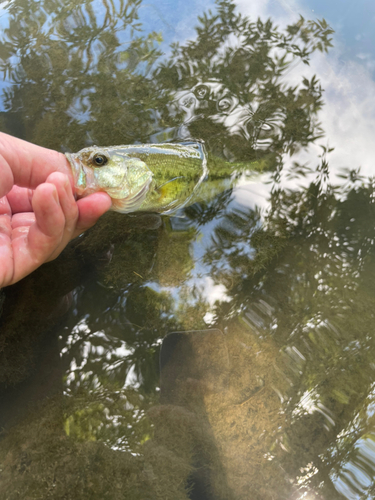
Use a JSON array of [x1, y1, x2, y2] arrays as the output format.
[[1, 1, 375, 499]]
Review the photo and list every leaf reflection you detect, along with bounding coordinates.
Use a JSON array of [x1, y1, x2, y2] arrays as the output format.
[[2, 0, 375, 498]]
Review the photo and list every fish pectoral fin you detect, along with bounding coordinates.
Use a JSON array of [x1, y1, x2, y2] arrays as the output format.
[[155, 176, 187, 202]]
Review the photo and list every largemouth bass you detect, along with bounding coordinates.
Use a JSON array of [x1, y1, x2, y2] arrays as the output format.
[[65, 142, 208, 214]]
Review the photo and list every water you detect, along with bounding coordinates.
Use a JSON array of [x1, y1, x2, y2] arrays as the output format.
[[0, 0, 375, 498]]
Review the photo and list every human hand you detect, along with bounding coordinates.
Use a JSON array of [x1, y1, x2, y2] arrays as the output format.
[[0, 133, 112, 287]]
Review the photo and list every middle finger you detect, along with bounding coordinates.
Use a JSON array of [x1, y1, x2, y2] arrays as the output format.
[[46, 172, 78, 237], [7, 186, 33, 214], [11, 212, 35, 229], [44, 173, 79, 260]]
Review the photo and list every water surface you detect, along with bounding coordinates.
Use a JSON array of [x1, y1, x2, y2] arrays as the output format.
[[1, 0, 375, 499]]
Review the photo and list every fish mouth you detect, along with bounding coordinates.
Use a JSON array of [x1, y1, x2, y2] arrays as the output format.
[[65, 153, 88, 197]]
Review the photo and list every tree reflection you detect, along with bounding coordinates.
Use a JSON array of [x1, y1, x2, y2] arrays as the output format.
[[3, 0, 375, 498], [0, 0, 164, 149], [198, 172, 375, 497], [0, 0, 332, 165], [156, 4, 332, 168]]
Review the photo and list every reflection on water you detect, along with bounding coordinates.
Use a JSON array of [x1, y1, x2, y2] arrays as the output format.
[[1, 0, 375, 498]]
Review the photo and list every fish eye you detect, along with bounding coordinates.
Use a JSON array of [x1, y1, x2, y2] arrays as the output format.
[[92, 153, 108, 167]]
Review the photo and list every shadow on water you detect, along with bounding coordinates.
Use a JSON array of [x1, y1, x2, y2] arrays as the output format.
[[1, 0, 375, 498]]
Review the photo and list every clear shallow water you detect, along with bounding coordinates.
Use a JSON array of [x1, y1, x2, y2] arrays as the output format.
[[1, 0, 375, 499]]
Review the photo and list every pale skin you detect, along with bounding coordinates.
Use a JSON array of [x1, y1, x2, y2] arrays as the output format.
[[0, 132, 112, 288]]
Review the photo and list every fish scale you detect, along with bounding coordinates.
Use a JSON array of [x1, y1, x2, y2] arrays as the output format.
[[109, 143, 206, 179]]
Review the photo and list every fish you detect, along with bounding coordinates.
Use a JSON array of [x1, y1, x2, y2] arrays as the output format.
[[65, 141, 208, 214]]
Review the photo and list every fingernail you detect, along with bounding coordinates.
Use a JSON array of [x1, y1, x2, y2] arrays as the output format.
[[52, 188, 59, 205], [27, 188, 33, 205], [61, 174, 71, 194]]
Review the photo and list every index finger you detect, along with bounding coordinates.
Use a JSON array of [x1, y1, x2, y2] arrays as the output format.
[[0, 132, 73, 197]]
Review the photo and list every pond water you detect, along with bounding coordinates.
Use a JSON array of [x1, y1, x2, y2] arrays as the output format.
[[1, 0, 375, 498]]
